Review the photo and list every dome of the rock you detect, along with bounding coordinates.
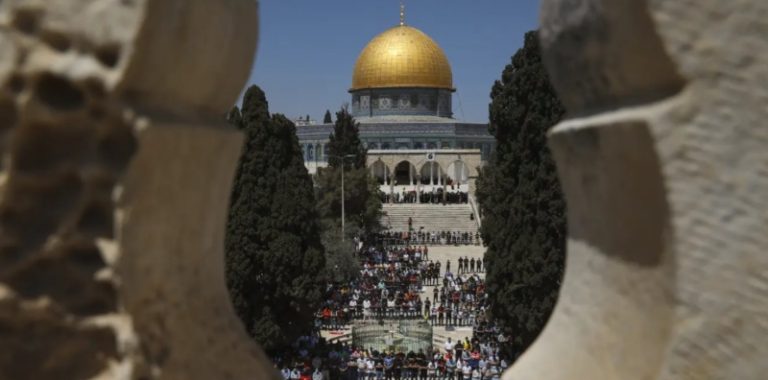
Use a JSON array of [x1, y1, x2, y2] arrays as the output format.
[[351, 25, 453, 91]]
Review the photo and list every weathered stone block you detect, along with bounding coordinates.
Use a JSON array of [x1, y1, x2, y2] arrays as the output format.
[[0, 0, 277, 379], [504, 0, 768, 379]]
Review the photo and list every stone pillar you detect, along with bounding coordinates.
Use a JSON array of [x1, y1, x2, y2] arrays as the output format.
[[0, 1, 279, 379], [430, 163, 434, 186], [504, 0, 768, 379], [389, 174, 394, 202]]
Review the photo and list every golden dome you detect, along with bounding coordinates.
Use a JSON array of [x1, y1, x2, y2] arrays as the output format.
[[351, 25, 453, 91]]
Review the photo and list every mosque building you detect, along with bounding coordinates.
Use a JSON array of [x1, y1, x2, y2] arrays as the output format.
[[296, 8, 493, 201]]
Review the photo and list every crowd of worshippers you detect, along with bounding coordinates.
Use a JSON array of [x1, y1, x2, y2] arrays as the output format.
[[379, 189, 469, 205], [424, 271, 487, 327], [377, 230, 480, 246], [316, 245, 441, 330], [275, 332, 511, 380]]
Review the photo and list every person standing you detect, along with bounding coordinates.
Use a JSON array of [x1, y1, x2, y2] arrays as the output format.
[[443, 338, 454, 356], [457, 258, 463, 274], [384, 353, 394, 380], [445, 355, 456, 380], [290, 367, 301, 380], [461, 362, 472, 380], [469, 258, 475, 273]]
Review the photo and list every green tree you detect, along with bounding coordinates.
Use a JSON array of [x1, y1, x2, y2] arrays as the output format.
[[475, 31, 567, 360], [320, 224, 360, 283], [315, 108, 381, 240], [326, 108, 366, 169], [227, 106, 242, 129], [225, 85, 326, 353], [323, 109, 333, 124]]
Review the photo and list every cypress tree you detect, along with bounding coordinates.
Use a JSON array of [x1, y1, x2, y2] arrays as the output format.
[[227, 106, 242, 129], [316, 108, 381, 237], [475, 31, 567, 360], [323, 109, 333, 124], [326, 108, 366, 169], [225, 85, 325, 353]]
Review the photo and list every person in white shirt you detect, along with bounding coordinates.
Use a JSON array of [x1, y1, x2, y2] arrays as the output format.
[[366, 358, 375, 378], [281, 367, 291, 380], [444, 337, 454, 354], [312, 368, 323, 380], [363, 299, 372, 320], [427, 361, 436, 380], [357, 358, 366, 375], [471, 368, 481, 380], [290, 367, 301, 379], [462, 363, 472, 380]]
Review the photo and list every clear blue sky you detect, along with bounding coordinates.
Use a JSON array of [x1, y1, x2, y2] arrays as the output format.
[[244, 1, 540, 123]]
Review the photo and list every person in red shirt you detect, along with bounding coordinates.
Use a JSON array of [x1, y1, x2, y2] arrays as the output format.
[[299, 368, 311, 380]]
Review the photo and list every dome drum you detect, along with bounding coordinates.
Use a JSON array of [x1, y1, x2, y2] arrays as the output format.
[[351, 87, 453, 118]]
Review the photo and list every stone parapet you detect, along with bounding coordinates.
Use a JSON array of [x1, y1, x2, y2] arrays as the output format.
[[0, 1, 277, 379], [504, 0, 768, 379]]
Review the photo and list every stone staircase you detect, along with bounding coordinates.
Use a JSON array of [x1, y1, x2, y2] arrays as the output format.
[[381, 204, 479, 233]]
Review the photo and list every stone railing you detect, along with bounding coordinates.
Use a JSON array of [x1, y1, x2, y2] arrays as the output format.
[[503, 0, 768, 379], [0, 1, 279, 379]]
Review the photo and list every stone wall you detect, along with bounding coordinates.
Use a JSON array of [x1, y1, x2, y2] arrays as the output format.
[[504, 0, 768, 379], [0, 0, 279, 379]]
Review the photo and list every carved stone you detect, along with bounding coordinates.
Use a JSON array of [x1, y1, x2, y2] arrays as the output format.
[[505, 0, 768, 379], [0, 1, 277, 379]]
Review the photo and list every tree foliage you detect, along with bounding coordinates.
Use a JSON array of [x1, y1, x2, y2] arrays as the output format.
[[326, 109, 367, 170], [315, 108, 381, 256], [225, 86, 325, 353], [475, 31, 567, 359], [323, 109, 333, 124]]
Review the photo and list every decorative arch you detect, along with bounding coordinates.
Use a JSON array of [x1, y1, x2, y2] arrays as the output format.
[[370, 160, 390, 185], [446, 160, 469, 185], [393, 160, 417, 186], [419, 161, 444, 185]]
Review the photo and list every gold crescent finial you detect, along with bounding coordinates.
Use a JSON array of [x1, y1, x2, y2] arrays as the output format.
[[400, 1, 405, 26]]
